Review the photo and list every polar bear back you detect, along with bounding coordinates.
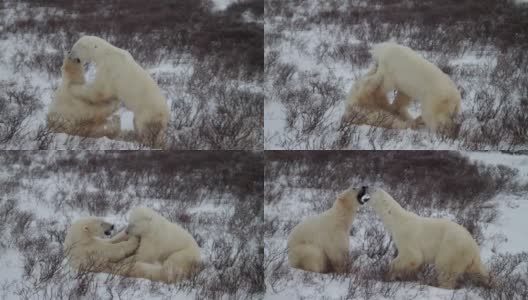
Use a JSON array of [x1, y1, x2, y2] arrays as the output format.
[[96, 51, 168, 117], [371, 42, 459, 101], [288, 210, 348, 252]]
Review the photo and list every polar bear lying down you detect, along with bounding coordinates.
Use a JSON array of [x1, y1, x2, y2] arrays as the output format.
[[287, 186, 370, 273], [365, 187, 491, 289], [64, 207, 201, 283], [47, 57, 121, 138], [345, 42, 461, 134], [68, 36, 169, 149], [64, 217, 140, 273]]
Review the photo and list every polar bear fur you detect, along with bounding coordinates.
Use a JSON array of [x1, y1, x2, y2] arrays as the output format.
[[346, 42, 461, 133], [368, 187, 490, 289], [47, 57, 120, 138], [287, 186, 370, 273], [68, 36, 169, 149], [344, 74, 418, 129], [64, 217, 139, 273], [111, 207, 201, 283]]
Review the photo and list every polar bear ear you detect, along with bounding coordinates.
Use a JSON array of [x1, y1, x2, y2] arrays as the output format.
[[83, 225, 89, 232]]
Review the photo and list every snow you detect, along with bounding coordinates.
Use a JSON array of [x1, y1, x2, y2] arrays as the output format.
[[212, 0, 237, 10]]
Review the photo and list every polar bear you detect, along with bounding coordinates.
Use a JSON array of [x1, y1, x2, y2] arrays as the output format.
[[64, 217, 139, 273], [287, 186, 370, 273], [110, 207, 201, 283], [68, 36, 169, 149], [47, 57, 120, 138], [344, 74, 418, 129], [367, 187, 490, 289], [346, 42, 461, 133]]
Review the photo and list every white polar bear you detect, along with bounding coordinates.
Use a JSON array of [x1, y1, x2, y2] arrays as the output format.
[[64, 217, 139, 273], [111, 207, 201, 283], [68, 36, 169, 149], [367, 187, 490, 289], [347, 42, 461, 133], [47, 57, 120, 138], [287, 186, 370, 273]]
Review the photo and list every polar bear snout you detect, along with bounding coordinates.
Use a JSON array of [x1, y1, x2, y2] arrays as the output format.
[[104, 224, 115, 236], [357, 186, 371, 205]]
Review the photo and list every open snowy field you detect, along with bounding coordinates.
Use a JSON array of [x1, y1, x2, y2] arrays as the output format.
[[264, 151, 528, 299], [0, 0, 263, 150], [0, 151, 264, 299], [264, 0, 528, 150]]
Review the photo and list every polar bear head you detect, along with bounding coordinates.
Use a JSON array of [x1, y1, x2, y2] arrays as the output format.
[[125, 207, 160, 237], [69, 35, 111, 64], [337, 186, 371, 210], [73, 217, 116, 238], [61, 57, 85, 84], [367, 187, 404, 217]]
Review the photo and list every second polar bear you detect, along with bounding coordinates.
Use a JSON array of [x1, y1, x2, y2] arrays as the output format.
[[367, 187, 490, 289], [347, 42, 461, 132], [112, 207, 202, 283], [64, 217, 139, 273], [68, 36, 169, 148], [287, 186, 370, 273], [47, 57, 120, 138]]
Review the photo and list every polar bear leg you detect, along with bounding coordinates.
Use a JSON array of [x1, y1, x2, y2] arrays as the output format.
[[126, 261, 167, 282], [435, 252, 469, 289], [288, 244, 327, 273], [389, 250, 422, 280], [421, 97, 457, 133], [133, 114, 166, 149], [325, 248, 348, 273], [50, 117, 120, 139], [391, 91, 413, 121], [163, 251, 195, 282]]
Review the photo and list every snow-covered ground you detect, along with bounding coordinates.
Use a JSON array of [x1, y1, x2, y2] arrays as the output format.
[[264, 151, 528, 299], [0, 0, 263, 150], [264, 0, 528, 150], [0, 151, 263, 299]]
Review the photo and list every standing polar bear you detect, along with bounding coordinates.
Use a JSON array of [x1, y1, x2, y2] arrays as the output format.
[[47, 57, 120, 138], [367, 187, 490, 289], [64, 217, 139, 273], [111, 207, 202, 283], [287, 186, 370, 273], [346, 42, 461, 133], [68, 36, 169, 148]]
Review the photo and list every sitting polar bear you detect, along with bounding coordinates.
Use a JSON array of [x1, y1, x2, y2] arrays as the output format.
[[110, 207, 201, 283], [47, 57, 120, 138], [68, 36, 169, 149], [367, 187, 490, 289], [64, 217, 139, 273], [287, 186, 370, 273], [346, 42, 461, 133]]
